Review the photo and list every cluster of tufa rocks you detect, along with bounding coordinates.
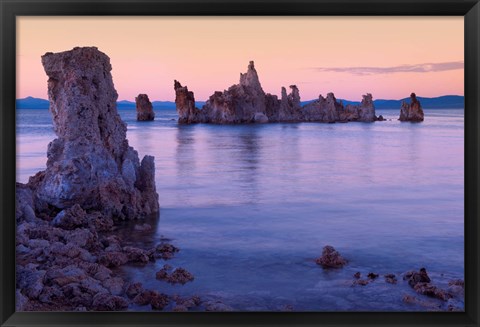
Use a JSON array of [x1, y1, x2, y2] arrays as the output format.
[[175, 61, 381, 124], [399, 92, 424, 122], [403, 268, 454, 301]]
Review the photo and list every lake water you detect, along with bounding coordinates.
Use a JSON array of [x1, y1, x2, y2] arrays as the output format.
[[16, 108, 464, 311]]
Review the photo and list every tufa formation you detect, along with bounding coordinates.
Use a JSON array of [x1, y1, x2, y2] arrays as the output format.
[[136, 94, 155, 121], [399, 93, 424, 122], [175, 61, 381, 124], [28, 47, 159, 221]]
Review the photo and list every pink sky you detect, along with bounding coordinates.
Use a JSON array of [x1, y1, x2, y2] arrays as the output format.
[[17, 17, 464, 102]]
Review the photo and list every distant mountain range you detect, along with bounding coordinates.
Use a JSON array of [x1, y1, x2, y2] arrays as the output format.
[[301, 95, 464, 109], [17, 95, 464, 110]]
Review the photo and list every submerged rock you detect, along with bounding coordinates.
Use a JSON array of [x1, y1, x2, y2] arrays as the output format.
[[315, 245, 347, 268], [91, 293, 129, 311], [384, 273, 398, 284], [156, 265, 194, 285], [133, 223, 152, 232], [204, 300, 234, 312], [399, 93, 424, 122], [150, 293, 169, 310], [169, 268, 195, 284], [133, 289, 156, 305], [352, 279, 370, 286], [403, 268, 431, 287], [29, 46, 159, 221], [413, 282, 453, 301], [173, 295, 201, 309], [154, 243, 179, 260], [125, 282, 144, 299], [367, 272, 379, 280], [175, 61, 381, 124], [402, 295, 441, 310], [136, 94, 155, 121], [404, 268, 453, 301]]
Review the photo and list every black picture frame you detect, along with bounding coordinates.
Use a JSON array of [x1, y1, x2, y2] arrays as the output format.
[[1, 0, 479, 326]]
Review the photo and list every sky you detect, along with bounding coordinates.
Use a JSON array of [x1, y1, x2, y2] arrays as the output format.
[[17, 17, 464, 102]]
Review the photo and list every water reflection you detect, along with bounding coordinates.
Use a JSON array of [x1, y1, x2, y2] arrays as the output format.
[[278, 124, 300, 174], [175, 125, 196, 176], [236, 126, 261, 204], [114, 212, 162, 249], [175, 125, 197, 206], [17, 108, 465, 311]]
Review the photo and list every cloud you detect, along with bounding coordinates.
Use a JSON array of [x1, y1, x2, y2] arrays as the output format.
[[313, 61, 464, 76]]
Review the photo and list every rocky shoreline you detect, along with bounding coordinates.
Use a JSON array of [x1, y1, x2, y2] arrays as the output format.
[[315, 246, 464, 311], [15, 47, 200, 312]]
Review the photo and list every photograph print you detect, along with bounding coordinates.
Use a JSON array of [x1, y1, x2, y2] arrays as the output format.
[[15, 16, 464, 312]]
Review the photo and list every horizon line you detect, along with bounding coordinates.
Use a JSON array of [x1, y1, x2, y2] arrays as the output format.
[[17, 94, 465, 103]]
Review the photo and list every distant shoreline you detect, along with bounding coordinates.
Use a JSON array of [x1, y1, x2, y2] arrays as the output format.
[[16, 95, 465, 110]]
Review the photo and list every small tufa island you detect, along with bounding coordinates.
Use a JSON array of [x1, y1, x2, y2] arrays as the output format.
[[174, 61, 383, 124], [399, 92, 425, 122], [136, 94, 155, 121]]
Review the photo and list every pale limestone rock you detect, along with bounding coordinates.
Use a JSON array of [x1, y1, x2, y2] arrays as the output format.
[[29, 47, 158, 221]]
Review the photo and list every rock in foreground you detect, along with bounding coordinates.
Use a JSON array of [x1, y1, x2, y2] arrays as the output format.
[[136, 94, 155, 121], [315, 245, 347, 268], [399, 92, 424, 122], [175, 61, 382, 124], [30, 47, 159, 221], [403, 268, 453, 301]]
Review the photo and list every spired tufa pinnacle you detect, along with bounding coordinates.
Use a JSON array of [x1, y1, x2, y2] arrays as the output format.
[[399, 92, 424, 122], [174, 60, 380, 124]]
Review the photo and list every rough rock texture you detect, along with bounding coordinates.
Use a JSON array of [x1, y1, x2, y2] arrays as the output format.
[[384, 273, 398, 284], [16, 47, 202, 312], [403, 268, 453, 301], [29, 47, 158, 221], [174, 80, 203, 124], [135, 94, 155, 121], [175, 61, 382, 124], [315, 245, 347, 268], [204, 300, 234, 312], [156, 265, 194, 285], [399, 93, 424, 122], [15, 188, 184, 311], [403, 268, 431, 287]]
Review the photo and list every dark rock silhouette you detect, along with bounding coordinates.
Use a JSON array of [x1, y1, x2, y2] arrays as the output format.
[[399, 92, 424, 122], [136, 94, 155, 121], [175, 61, 382, 124], [315, 245, 347, 268], [403, 268, 453, 301], [174, 80, 203, 124], [28, 47, 159, 221]]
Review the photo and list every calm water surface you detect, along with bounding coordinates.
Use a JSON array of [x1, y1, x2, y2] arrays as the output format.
[[17, 108, 464, 311]]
